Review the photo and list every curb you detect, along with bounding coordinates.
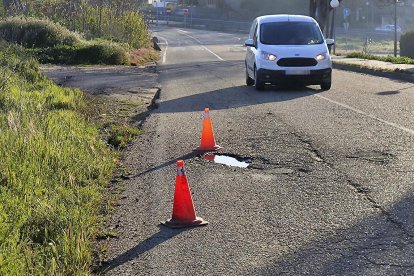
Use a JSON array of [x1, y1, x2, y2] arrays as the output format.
[[333, 61, 414, 83]]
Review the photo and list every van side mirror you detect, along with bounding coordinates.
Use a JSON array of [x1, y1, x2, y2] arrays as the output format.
[[245, 38, 255, 48], [325, 39, 335, 46]]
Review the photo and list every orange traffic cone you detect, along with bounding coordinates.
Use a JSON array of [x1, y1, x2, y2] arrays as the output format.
[[161, 160, 208, 228], [195, 108, 222, 151]]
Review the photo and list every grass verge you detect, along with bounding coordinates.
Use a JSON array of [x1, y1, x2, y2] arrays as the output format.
[[0, 43, 117, 274], [345, 52, 414, 64], [335, 37, 395, 54], [83, 95, 144, 150]]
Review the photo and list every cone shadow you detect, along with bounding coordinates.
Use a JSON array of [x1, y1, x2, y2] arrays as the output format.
[[100, 226, 188, 273], [135, 151, 200, 177]]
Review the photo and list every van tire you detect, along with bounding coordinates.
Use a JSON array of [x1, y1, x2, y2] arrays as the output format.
[[246, 68, 254, 86], [320, 74, 332, 90], [321, 81, 331, 90], [254, 67, 265, 91]]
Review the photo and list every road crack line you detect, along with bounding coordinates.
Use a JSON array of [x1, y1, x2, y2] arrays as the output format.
[[291, 130, 414, 239]]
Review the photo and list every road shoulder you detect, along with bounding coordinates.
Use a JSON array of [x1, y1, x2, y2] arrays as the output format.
[[333, 56, 414, 83]]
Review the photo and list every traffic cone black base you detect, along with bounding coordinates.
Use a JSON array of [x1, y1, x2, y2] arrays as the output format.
[[161, 217, 208, 229], [195, 145, 223, 151]]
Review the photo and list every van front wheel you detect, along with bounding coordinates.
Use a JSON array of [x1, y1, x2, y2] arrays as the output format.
[[320, 81, 331, 90], [246, 68, 254, 86], [320, 74, 332, 90], [254, 67, 265, 91]]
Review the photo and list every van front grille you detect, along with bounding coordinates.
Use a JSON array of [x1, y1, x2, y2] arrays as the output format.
[[277, 58, 317, 67]]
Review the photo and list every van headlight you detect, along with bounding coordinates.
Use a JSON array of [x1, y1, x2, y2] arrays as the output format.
[[316, 52, 328, 61], [260, 51, 277, 61]]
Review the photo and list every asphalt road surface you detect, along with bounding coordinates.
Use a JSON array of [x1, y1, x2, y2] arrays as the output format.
[[103, 26, 414, 275]]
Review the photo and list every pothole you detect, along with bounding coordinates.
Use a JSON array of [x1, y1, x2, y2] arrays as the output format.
[[203, 154, 251, 168]]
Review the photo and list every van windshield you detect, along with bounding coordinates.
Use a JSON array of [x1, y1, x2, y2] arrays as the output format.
[[260, 22, 324, 45]]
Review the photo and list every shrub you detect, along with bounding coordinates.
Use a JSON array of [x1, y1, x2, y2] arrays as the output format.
[[30, 42, 129, 65], [0, 17, 155, 66], [29, 45, 78, 64], [400, 30, 414, 59], [75, 42, 129, 65], [129, 48, 160, 66], [0, 17, 82, 48], [115, 11, 151, 49], [0, 42, 45, 85]]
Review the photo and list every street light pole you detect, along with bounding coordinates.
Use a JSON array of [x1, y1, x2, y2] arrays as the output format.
[[330, 0, 340, 54], [394, 0, 398, 57], [331, 8, 336, 54], [155, 0, 159, 25]]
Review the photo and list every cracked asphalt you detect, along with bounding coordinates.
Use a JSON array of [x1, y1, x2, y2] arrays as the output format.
[[48, 27, 414, 275]]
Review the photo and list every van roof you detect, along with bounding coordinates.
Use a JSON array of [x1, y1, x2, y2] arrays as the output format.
[[256, 14, 317, 24]]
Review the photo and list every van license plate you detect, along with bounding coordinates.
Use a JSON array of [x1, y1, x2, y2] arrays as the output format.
[[285, 70, 310, 75]]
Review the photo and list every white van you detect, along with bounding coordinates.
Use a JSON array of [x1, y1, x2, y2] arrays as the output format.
[[245, 15, 334, 90]]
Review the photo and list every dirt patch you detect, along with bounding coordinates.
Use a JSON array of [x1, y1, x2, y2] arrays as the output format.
[[39, 62, 161, 142], [41, 64, 160, 144]]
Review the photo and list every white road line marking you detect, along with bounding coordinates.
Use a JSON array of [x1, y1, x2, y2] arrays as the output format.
[[157, 36, 168, 64], [177, 30, 225, 61], [313, 93, 414, 136]]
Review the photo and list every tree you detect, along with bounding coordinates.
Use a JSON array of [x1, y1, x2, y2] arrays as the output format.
[[309, 0, 342, 36], [240, 0, 306, 19], [309, 0, 330, 34], [2, 0, 26, 14]]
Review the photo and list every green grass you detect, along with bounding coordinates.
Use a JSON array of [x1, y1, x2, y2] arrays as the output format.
[[0, 44, 116, 274], [345, 52, 414, 64], [84, 96, 145, 150], [335, 37, 395, 54], [107, 124, 141, 149]]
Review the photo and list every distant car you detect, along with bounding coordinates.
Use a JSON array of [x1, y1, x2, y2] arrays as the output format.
[[375, 24, 402, 33], [245, 14, 334, 90]]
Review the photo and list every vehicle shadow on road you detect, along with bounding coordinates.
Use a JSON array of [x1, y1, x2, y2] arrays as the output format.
[[253, 194, 414, 275], [100, 226, 189, 273], [154, 84, 321, 114]]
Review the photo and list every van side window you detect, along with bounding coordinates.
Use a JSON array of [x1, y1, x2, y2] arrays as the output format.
[[253, 24, 258, 45], [249, 20, 257, 39]]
